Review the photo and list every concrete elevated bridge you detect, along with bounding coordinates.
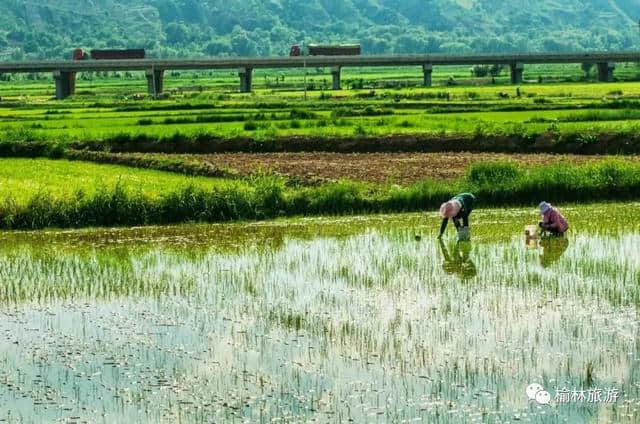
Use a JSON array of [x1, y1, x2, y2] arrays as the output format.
[[0, 51, 638, 99]]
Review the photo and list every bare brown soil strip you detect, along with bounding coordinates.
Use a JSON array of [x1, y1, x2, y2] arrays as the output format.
[[66, 149, 640, 185], [185, 152, 639, 185]]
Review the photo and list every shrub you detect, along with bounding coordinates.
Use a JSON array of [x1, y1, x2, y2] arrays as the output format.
[[576, 134, 598, 145], [294, 181, 367, 214], [581, 63, 594, 77], [353, 123, 367, 136], [0, 140, 64, 158], [466, 161, 521, 187], [244, 121, 258, 131], [289, 109, 316, 120], [471, 65, 489, 77], [356, 90, 376, 99], [332, 106, 392, 118], [489, 64, 504, 77], [0, 127, 41, 142], [465, 91, 479, 100], [252, 175, 287, 218]]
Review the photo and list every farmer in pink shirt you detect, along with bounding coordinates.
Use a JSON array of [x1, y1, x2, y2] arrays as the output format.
[[538, 201, 569, 236]]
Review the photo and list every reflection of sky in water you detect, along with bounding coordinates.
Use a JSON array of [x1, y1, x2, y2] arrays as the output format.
[[0, 206, 639, 423]]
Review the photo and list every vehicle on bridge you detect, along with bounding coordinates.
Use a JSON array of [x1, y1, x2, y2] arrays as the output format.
[[6, 50, 632, 100], [71, 49, 146, 60], [72, 48, 87, 60], [290, 44, 361, 56]]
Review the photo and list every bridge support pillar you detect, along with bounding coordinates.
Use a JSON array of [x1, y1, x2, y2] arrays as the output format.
[[597, 62, 615, 82], [510, 62, 524, 84], [331, 66, 341, 90], [53, 70, 74, 100], [422, 64, 433, 87], [146, 68, 164, 97], [239, 67, 253, 93]]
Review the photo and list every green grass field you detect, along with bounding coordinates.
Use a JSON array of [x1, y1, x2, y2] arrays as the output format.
[[0, 66, 639, 228], [0, 158, 241, 203], [0, 157, 639, 229], [1, 65, 640, 147]]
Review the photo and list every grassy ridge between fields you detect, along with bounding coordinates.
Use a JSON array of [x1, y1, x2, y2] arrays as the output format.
[[0, 159, 638, 230], [77, 130, 640, 155], [3, 128, 640, 158]]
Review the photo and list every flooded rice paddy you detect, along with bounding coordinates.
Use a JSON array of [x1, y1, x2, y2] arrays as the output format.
[[0, 203, 639, 423]]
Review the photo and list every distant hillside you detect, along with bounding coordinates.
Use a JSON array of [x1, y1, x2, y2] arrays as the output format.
[[0, 0, 639, 59]]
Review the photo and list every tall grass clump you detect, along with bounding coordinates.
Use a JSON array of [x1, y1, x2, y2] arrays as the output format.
[[0, 140, 65, 158], [1, 160, 640, 230], [465, 161, 522, 203], [244, 121, 258, 131], [522, 160, 640, 201], [0, 184, 151, 229], [251, 175, 287, 218], [465, 159, 640, 205], [383, 180, 456, 211], [158, 184, 255, 223], [290, 181, 371, 215], [467, 161, 521, 186], [558, 109, 640, 122]]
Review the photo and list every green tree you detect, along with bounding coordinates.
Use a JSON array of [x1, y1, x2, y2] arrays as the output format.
[[581, 63, 594, 78], [230, 26, 258, 56], [165, 23, 191, 45], [0, 0, 639, 59], [395, 33, 426, 53], [205, 39, 232, 56]]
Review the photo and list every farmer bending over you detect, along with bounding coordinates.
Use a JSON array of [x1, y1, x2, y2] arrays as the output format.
[[438, 193, 476, 238], [538, 201, 568, 236]]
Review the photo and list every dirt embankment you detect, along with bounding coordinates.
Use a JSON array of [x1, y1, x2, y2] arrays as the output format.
[[65, 150, 640, 185], [170, 152, 640, 184]]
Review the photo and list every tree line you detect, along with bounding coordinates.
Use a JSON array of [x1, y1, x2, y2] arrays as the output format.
[[0, 0, 638, 59]]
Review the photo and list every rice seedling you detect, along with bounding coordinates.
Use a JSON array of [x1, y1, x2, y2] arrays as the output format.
[[1, 70, 640, 150], [0, 203, 637, 422], [1, 67, 639, 422]]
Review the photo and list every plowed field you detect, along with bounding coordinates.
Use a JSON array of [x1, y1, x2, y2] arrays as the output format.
[[184, 152, 638, 184]]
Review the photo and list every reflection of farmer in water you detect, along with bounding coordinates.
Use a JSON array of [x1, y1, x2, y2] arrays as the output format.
[[539, 237, 569, 268], [438, 239, 477, 279]]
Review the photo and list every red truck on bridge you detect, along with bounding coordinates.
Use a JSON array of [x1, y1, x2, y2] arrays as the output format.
[[72, 49, 146, 60]]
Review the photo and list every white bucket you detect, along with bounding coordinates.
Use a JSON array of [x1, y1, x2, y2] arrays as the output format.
[[525, 225, 538, 238], [457, 226, 471, 242]]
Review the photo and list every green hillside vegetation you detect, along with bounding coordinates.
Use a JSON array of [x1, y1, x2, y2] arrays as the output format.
[[0, 0, 639, 60]]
